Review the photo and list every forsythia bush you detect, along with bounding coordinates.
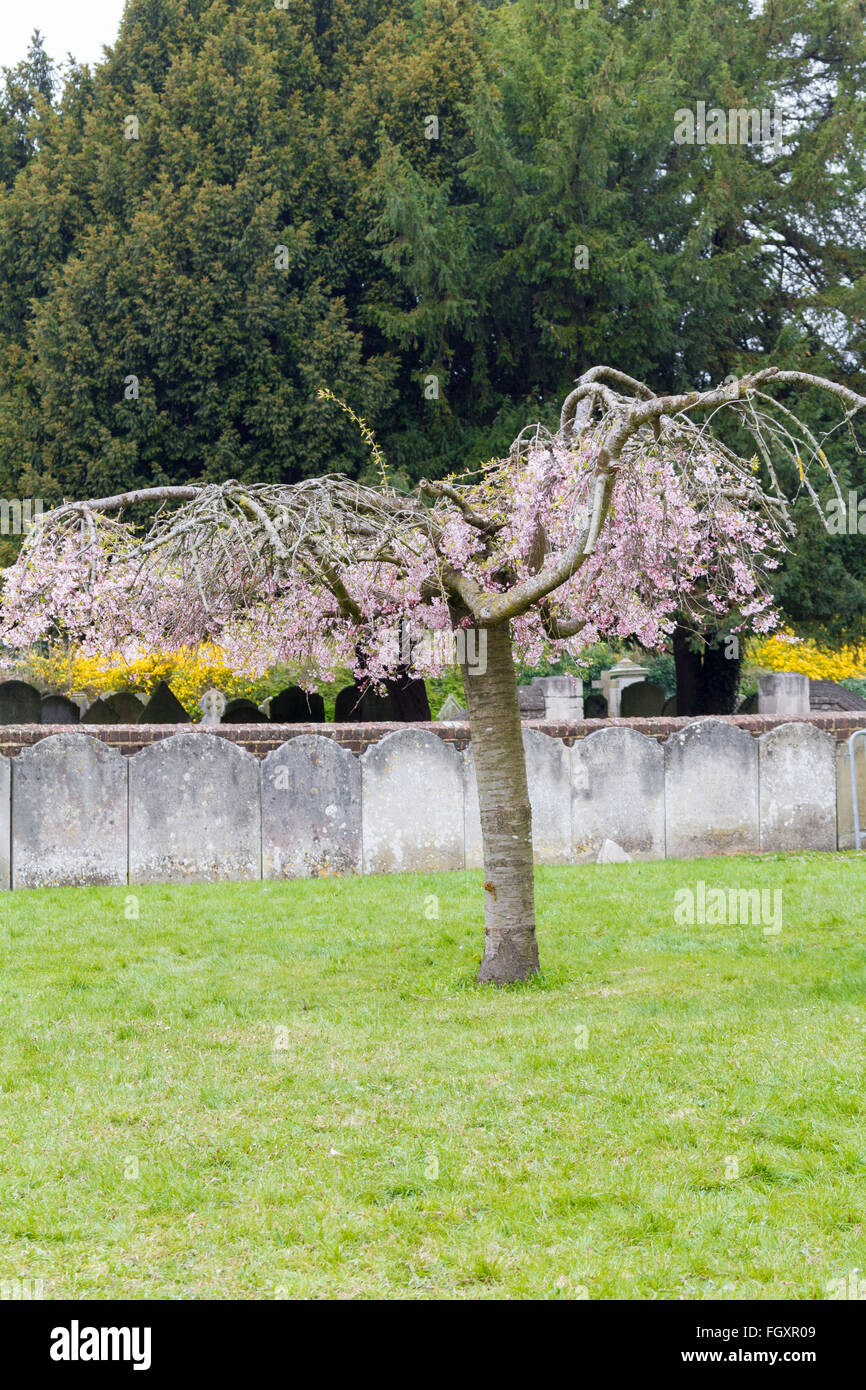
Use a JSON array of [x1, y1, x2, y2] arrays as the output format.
[[747, 633, 866, 682], [15, 644, 284, 717]]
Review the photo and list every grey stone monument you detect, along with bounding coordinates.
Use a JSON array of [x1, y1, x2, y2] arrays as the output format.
[[837, 736, 866, 851], [593, 658, 650, 717], [361, 728, 463, 872], [571, 726, 665, 861], [0, 754, 9, 887], [11, 733, 128, 887], [198, 688, 227, 725], [129, 732, 260, 882], [758, 722, 836, 852], [435, 693, 466, 721], [757, 672, 810, 716], [665, 718, 759, 857], [517, 683, 545, 719], [262, 735, 361, 878]]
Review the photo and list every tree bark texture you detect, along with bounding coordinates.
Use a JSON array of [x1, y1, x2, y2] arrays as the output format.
[[458, 617, 539, 984]]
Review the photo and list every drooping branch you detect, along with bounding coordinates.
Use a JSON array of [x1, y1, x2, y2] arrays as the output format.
[[4, 364, 864, 679]]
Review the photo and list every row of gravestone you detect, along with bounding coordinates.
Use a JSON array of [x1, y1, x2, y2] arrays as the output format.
[[0, 679, 418, 726], [0, 719, 852, 889]]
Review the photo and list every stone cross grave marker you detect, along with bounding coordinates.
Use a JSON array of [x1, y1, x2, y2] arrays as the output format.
[[198, 688, 227, 725]]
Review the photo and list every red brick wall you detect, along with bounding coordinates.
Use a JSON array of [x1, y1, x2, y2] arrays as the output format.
[[1, 710, 865, 759]]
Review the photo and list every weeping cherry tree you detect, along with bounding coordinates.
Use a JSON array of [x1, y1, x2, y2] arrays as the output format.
[[2, 366, 864, 983]]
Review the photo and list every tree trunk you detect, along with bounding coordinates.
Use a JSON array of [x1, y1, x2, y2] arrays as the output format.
[[696, 635, 741, 715], [673, 620, 742, 715], [457, 616, 539, 985], [673, 621, 701, 716]]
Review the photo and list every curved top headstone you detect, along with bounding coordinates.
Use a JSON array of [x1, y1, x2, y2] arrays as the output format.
[[41, 694, 81, 724], [620, 680, 666, 717], [128, 731, 260, 882], [222, 698, 266, 723], [12, 732, 127, 888], [664, 717, 759, 857], [268, 686, 325, 723], [0, 680, 41, 724]]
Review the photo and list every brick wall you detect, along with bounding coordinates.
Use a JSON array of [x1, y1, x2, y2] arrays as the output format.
[[1, 709, 865, 758]]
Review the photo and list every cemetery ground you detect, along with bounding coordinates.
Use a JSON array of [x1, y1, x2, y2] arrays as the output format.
[[1, 856, 865, 1301]]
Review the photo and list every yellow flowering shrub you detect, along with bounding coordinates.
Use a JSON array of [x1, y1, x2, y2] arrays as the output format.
[[16, 645, 285, 718], [747, 633, 866, 682]]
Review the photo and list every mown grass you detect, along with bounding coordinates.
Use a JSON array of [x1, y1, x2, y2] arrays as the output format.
[[1, 854, 865, 1300]]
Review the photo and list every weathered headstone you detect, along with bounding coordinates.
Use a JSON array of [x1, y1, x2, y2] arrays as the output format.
[[81, 697, 117, 725], [334, 684, 396, 722], [262, 735, 361, 878], [139, 680, 190, 724], [41, 694, 81, 724], [107, 691, 145, 722], [465, 729, 572, 867], [619, 680, 667, 717], [517, 676, 583, 721], [759, 722, 836, 852], [531, 675, 584, 720], [362, 728, 463, 872], [198, 688, 227, 725], [129, 732, 260, 882], [268, 686, 326, 723], [435, 693, 466, 721], [517, 683, 545, 718], [0, 754, 9, 887], [758, 672, 810, 715], [736, 692, 758, 713], [11, 733, 127, 887], [0, 680, 41, 725], [665, 718, 759, 857], [582, 692, 608, 718], [334, 684, 362, 722], [571, 727, 665, 861], [221, 698, 264, 723], [836, 735, 866, 852], [661, 695, 678, 716]]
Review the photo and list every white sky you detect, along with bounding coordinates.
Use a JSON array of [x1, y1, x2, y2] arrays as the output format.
[[1, 0, 126, 71]]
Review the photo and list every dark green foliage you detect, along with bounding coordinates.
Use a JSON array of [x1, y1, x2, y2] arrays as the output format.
[[0, 1, 864, 640]]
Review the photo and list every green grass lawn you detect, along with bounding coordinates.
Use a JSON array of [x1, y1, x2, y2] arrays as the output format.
[[1, 854, 865, 1300]]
